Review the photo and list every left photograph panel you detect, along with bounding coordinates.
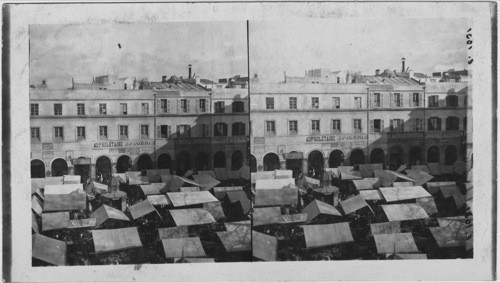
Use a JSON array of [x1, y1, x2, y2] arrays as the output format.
[[29, 22, 251, 266]]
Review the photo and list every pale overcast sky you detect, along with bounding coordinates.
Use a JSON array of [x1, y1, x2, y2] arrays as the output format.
[[249, 18, 470, 83], [30, 22, 248, 89]]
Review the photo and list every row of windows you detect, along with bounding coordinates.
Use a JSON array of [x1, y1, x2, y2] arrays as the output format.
[[260, 116, 467, 136], [30, 100, 247, 116], [263, 94, 463, 110], [30, 122, 248, 142]]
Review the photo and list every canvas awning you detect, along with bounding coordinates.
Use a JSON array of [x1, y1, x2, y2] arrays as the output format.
[[158, 226, 189, 239], [313, 185, 339, 195], [214, 186, 243, 199], [162, 237, 206, 258], [128, 200, 157, 219], [193, 174, 221, 191], [41, 212, 70, 231], [214, 168, 229, 181], [325, 168, 340, 179], [305, 177, 320, 187], [161, 174, 174, 184], [429, 226, 466, 248], [439, 185, 466, 208], [32, 233, 67, 266], [359, 164, 383, 178], [197, 170, 217, 179], [253, 207, 282, 226], [274, 170, 293, 179], [302, 199, 342, 222], [427, 181, 456, 194], [340, 171, 362, 180], [125, 171, 142, 179], [279, 213, 308, 224], [112, 173, 127, 183], [375, 170, 415, 187], [139, 183, 166, 195], [252, 231, 277, 261], [352, 179, 375, 190], [405, 169, 433, 186], [89, 181, 108, 194], [255, 178, 295, 190], [203, 201, 225, 219], [440, 165, 454, 174], [370, 221, 402, 235], [169, 208, 216, 226], [32, 196, 43, 215], [359, 190, 384, 201], [91, 227, 142, 253], [180, 187, 200, 192], [227, 170, 241, 180], [44, 184, 84, 195], [224, 221, 251, 231], [146, 169, 170, 183], [379, 186, 432, 202], [416, 197, 439, 215], [32, 187, 44, 200], [385, 253, 427, 259], [453, 160, 467, 175], [66, 218, 97, 229], [226, 191, 251, 214], [373, 233, 419, 254], [302, 222, 354, 248], [239, 165, 251, 180], [254, 188, 298, 207], [392, 182, 413, 187], [216, 225, 251, 252], [63, 175, 81, 184], [128, 176, 150, 185], [43, 194, 87, 212], [382, 204, 429, 221], [167, 191, 219, 207], [90, 204, 130, 227], [427, 163, 441, 175], [32, 212, 40, 233], [31, 177, 63, 190], [340, 194, 370, 215], [166, 176, 201, 192], [251, 171, 275, 184], [411, 165, 430, 173]]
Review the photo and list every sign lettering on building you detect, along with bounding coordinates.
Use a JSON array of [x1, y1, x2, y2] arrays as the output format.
[[174, 138, 211, 145], [254, 137, 265, 144], [284, 152, 303, 159], [93, 140, 155, 148], [425, 130, 465, 139], [305, 134, 367, 143], [72, 158, 91, 165], [42, 143, 53, 150], [212, 136, 249, 144], [387, 132, 424, 139]]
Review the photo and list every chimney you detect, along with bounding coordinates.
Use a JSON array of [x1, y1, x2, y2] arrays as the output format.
[[401, 58, 406, 73], [188, 64, 192, 79], [375, 69, 380, 76], [162, 76, 167, 83]]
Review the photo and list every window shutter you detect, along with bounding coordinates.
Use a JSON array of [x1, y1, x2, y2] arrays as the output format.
[[242, 124, 246, 136], [390, 119, 394, 131], [156, 126, 161, 138], [352, 119, 355, 133], [380, 119, 384, 132], [370, 120, 374, 133], [438, 118, 442, 130], [380, 93, 384, 108], [401, 93, 405, 107], [195, 99, 199, 113], [167, 100, 171, 113], [390, 93, 394, 107], [401, 120, 405, 132], [177, 99, 180, 114], [157, 99, 161, 113], [419, 93, 423, 107], [187, 100, 190, 113], [223, 124, 228, 136], [369, 93, 373, 107]]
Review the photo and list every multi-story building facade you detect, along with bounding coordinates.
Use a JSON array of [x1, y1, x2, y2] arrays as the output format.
[[249, 75, 471, 178], [30, 77, 249, 181]]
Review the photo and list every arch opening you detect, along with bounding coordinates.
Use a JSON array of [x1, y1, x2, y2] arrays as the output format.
[[263, 152, 280, 172], [31, 159, 45, 178]]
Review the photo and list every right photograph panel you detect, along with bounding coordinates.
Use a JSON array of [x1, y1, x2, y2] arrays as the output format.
[[249, 19, 472, 261]]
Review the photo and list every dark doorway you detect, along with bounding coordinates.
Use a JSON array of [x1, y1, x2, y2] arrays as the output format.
[[51, 158, 68, 177], [176, 152, 191, 176], [250, 155, 257, 172], [231, 150, 244, 170], [116, 155, 132, 173], [409, 147, 422, 166], [286, 151, 303, 179], [445, 145, 458, 165], [349, 149, 365, 169], [307, 151, 324, 179], [194, 152, 209, 171], [213, 151, 226, 168], [137, 154, 153, 171], [389, 146, 403, 171], [263, 153, 280, 171], [370, 148, 385, 164], [328, 150, 344, 168], [157, 153, 172, 170], [96, 156, 112, 184], [31, 159, 45, 178], [427, 146, 440, 163]]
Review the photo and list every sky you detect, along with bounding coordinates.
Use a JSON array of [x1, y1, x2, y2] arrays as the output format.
[[249, 18, 470, 83], [30, 19, 469, 88], [30, 22, 248, 89]]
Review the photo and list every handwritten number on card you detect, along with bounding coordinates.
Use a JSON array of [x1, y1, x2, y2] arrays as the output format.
[[466, 28, 473, 64]]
